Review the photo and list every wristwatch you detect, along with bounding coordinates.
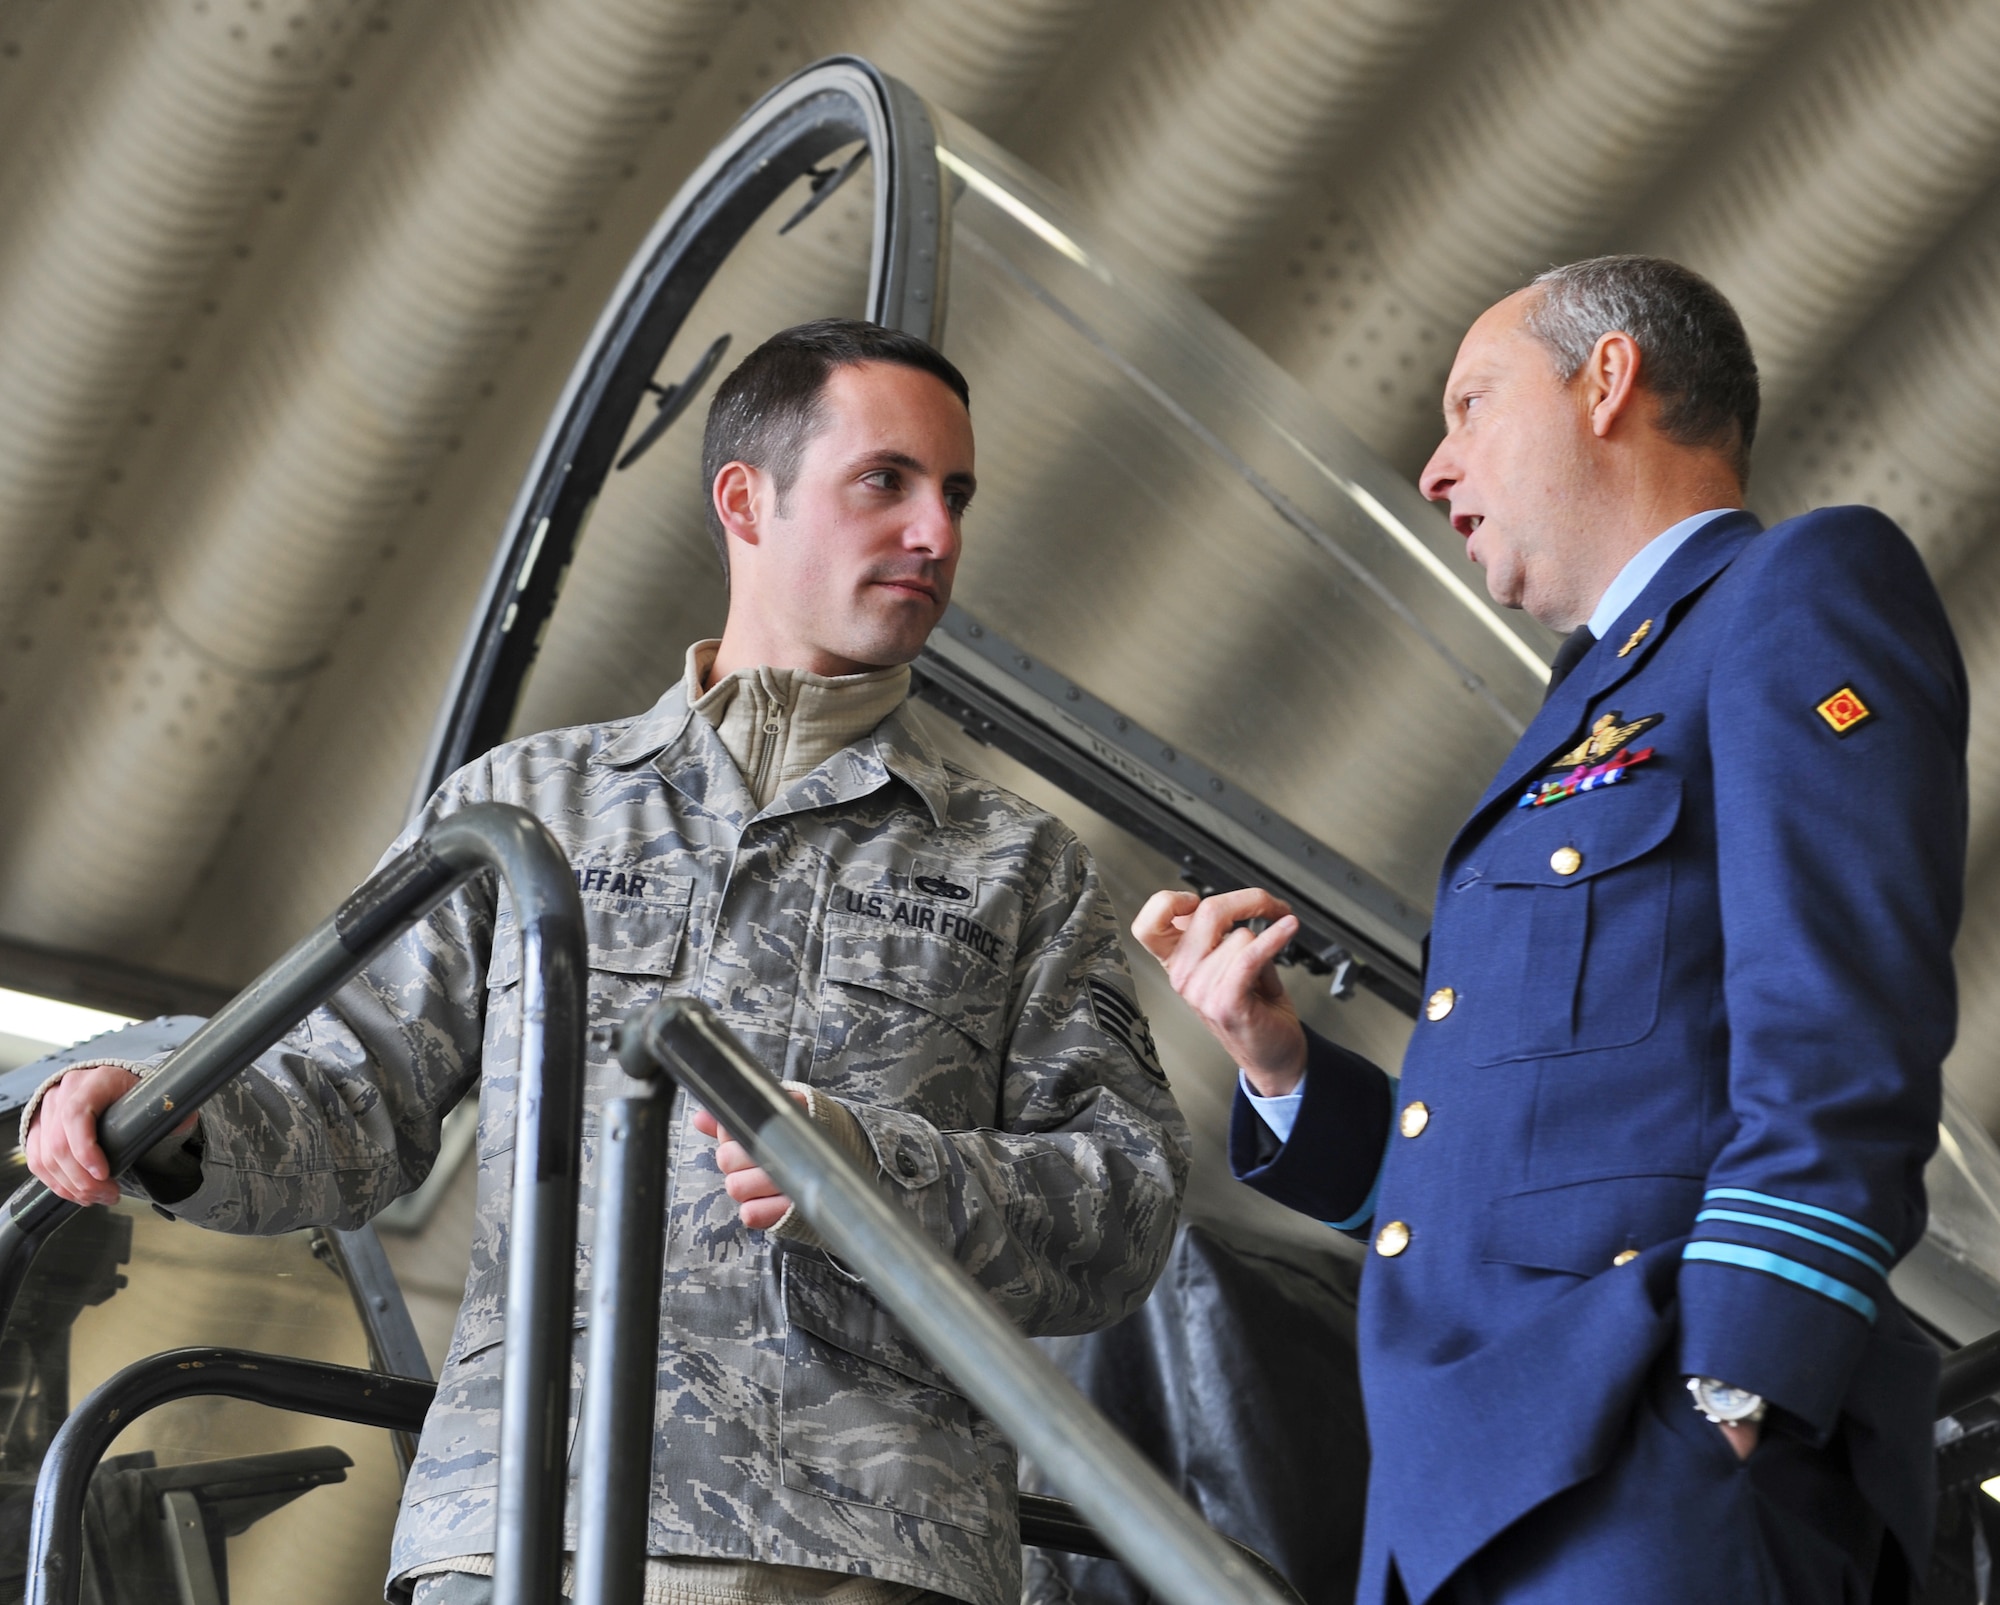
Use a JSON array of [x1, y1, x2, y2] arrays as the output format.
[[1686, 1375, 1766, 1427]]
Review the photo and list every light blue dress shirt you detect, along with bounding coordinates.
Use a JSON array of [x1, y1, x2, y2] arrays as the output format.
[[1585, 506, 1738, 639], [1240, 506, 1742, 1144]]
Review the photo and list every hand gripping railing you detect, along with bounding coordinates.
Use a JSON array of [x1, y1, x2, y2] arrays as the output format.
[[1, 803, 587, 1605], [604, 997, 1295, 1605]]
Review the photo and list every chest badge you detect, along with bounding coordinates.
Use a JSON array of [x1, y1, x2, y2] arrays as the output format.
[[1518, 710, 1665, 809], [1815, 685, 1874, 736], [1617, 618, 1652, 657]]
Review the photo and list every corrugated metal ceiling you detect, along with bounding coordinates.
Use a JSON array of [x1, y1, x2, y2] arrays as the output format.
[[3, 0, 2000, 1136]]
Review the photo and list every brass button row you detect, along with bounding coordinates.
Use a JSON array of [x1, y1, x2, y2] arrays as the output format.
[[1613, 1248, 1640, 1267], [1550, 846, 1583, 876], [1375, 1220, 1411, 1257], [1425, 986, 1455, 1021], [1399, 1100, 1430, 1139]]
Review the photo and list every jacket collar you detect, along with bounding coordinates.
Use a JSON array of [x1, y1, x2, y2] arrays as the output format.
[[594, 676, 951, 829], [1455, 510, 1762, 843]]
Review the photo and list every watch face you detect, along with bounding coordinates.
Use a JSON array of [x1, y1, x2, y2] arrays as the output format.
[[1694, 1378, 1761, 1422]]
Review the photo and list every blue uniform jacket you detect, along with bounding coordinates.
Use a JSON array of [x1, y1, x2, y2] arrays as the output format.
[[1233, 508, 1967, 1604]]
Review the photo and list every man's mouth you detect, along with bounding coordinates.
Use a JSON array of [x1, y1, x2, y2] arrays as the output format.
[[874, 576, 938, 602], [1454, 514, 1483, 541]]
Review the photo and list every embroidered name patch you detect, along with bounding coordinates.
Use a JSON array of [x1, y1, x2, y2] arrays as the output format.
[[1518, 746, 1656, 808], [1816, 686, 1873, 736]]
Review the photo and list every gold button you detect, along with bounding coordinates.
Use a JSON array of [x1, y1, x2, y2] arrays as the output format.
[[1399, 1101, 1430, 1139], [1550, 846, 1583, 876], [1376, 1220, 1411, 1257], [1425, 986, 1456, 1021], [1613, 1248, 1640, 1267]]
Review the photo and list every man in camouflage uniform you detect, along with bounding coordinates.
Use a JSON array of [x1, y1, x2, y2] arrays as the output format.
[[25, 321, 1191, 1605]]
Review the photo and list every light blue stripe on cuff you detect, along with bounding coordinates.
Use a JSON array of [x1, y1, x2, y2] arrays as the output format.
[[1326, 1075, 1398, 1233], [1702, 1187, 1895, 1258], [1695, 1208, 1891, 1280], [1683, 1241, 1878, 1324]]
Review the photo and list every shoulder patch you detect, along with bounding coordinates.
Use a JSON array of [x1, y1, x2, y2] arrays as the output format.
[[1815, 685, 1874, 737], [1087, 977, 1168, 1084]]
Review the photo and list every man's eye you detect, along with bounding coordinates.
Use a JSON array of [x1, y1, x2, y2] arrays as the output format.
[[946, 491, 972, 516], [862, 469, 899, 491]]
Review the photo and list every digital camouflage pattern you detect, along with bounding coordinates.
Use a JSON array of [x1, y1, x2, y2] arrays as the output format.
[[141, 678, 1191, 1605]]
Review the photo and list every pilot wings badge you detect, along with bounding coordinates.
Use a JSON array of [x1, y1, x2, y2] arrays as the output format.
[[1552, 711, 1664, 768], [1518, 710, 1665, 809]]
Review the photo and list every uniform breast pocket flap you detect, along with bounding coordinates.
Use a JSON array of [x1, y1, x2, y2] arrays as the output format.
[[579, 876, 694, 979], [1484, 774, 1683, 888], [485, 876, 695, 989], [819, 917, 1009, 1053]]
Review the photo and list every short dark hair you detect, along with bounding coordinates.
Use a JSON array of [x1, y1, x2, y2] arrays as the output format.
[[699, 318, 971, 579], [1526, 256, 1760, 484]]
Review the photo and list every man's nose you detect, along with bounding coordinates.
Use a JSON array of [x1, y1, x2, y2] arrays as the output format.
[[1418, 440, 1458, 504], [908, 490, 961, 558]]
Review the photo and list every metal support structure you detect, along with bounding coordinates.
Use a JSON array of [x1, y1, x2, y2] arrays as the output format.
[[26, 1347, 435, 1605], [1941, 1330, 2000, 1418], [0, 803, 587, 1605], [573, 1089, 673, 1605], [615, 996, 1293, 1605]]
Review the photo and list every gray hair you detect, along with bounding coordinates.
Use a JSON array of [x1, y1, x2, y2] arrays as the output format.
[[1526, 255, 1759, 484]]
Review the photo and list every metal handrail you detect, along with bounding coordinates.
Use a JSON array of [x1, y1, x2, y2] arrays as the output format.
[[612, 996, 1294, 1605], [2, 802, 587, 1605], [25, 1346, 435, 1605], [1939, 1330, 2000, 1418]]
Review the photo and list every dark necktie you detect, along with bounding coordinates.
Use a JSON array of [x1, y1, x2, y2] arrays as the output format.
[[1545, 626, 1595, 702]]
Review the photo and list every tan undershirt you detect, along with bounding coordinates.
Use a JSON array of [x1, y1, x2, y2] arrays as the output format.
[[407, 644, 929, 1605], [685, 639, 911, 810]]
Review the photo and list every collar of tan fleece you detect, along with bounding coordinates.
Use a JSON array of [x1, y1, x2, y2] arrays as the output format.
[[685, 640, 911, 809]]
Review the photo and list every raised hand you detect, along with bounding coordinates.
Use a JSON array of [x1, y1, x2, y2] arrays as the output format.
[[1131, 886, 1307, 1097]]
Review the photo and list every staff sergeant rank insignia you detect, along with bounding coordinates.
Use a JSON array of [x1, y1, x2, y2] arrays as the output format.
[[1087, 977, 1168, 1084], [1816, 685, 1874, 736]]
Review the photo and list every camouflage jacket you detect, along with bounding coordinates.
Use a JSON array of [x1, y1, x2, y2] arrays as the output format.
[[148, 679, 1191, 1605]]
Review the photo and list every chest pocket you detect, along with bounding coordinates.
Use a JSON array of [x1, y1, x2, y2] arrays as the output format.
[[481, 878, 694, 1157], [808, 915, 1009, 1117], [1465, 777, 1681, 1066]]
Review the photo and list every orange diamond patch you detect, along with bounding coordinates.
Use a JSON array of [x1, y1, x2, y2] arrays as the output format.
[[1816, 686, 1873, 736]]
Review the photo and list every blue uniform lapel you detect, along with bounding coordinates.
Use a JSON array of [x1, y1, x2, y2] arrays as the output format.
[[1449, 512, 1763, 852]]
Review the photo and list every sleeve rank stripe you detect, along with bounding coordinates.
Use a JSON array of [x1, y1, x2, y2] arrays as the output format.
[[1702, 1187, 1895, 1257], [1694, 1208, 1891, 1280], [1682, 1241, 1878, 1324]]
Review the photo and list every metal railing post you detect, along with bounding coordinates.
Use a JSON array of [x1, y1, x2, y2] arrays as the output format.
[[614, 997, 1292, 1605], [573, 1080, 672, 1605], [1, 803, 586, 1605]]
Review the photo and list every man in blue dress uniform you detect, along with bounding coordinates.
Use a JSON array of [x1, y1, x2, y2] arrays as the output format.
[[1135, 256, 1967, 1604]]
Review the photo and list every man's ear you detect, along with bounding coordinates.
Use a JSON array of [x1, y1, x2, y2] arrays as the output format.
[[1582, 330, 1643, 440], [712, 460, 766, 545]]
